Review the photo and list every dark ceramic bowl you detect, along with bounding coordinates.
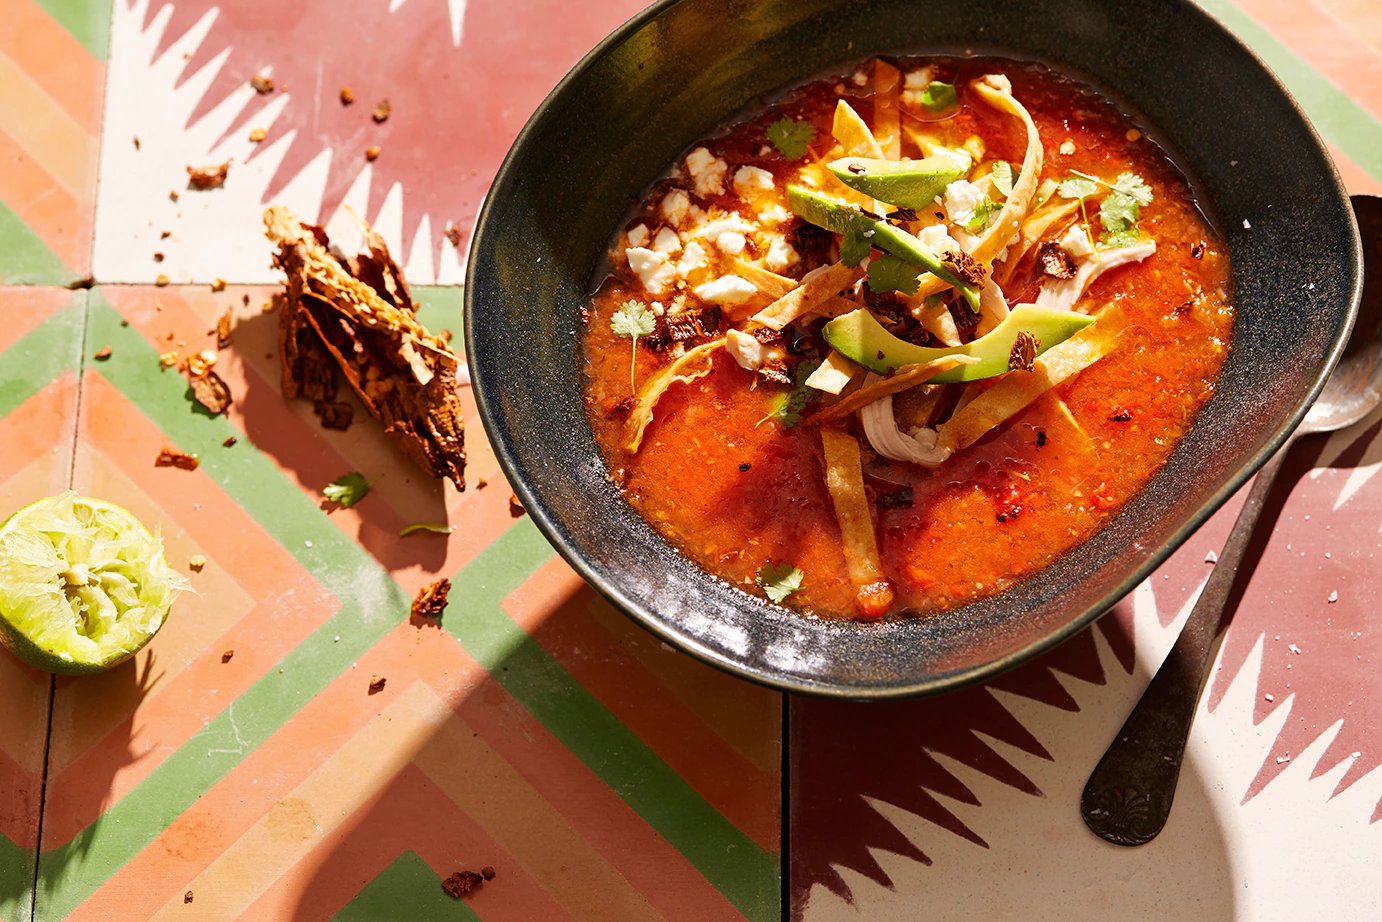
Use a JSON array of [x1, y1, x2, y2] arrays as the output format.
[[465, 0, 1361, 698]]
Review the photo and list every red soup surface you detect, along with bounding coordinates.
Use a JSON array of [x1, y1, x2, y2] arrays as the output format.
[[583, 55, 1233, 622]]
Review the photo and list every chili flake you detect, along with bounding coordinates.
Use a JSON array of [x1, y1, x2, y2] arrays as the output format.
[[190, 370, 233, 415], [249, 74, 274, 94], [441, 871, 483, 898], [1008, 331, 1039, 372], [155, 446, 199, 470], [411, 578, 451, 622], [1037, 241, 1077, 279], [186, 162, 230, 190]]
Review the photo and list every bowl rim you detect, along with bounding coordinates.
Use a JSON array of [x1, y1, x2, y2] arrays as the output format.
[[465, 0, 1364, 699]]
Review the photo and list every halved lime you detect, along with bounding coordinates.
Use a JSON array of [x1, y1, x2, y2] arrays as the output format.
[[0, 492, 188, 674]]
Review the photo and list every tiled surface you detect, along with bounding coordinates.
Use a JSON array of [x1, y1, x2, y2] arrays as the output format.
[[0, 0, 1378, 920]]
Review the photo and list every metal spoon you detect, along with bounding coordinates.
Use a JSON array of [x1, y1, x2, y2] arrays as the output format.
[[1081, 194, 1382, 846]]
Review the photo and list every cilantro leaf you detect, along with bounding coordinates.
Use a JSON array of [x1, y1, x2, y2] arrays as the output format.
[[757, 561, 805, 603], [610, 300, 656, 394], [759, 362, 818, 428], [840, 224, 874, 267], [1058, 177, 1099, 200], [1099, 191, 1142, 246], [766, 117, 817, 160], [324, 471, 380, 508], [399, 521, 453, 537], [990, 161, 1014, 199], [964, 198, 1002, 231], [918, 81, 957, 112], [1111, 171, 1153, 206], [867, 253, 922, 295], [1034, 178, 1059, 209]]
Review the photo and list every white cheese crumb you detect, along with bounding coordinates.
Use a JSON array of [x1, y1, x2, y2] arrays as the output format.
[[766, 236, 800, 272], [661, 190, 690, 228], [1288, 643, 1302, 654], [626, 247, 677, 296], [625, 224, 649, 248], [715, 231, 747, 255], [904, 67, 932, 89], [851, 69, 868, 87], [1059, 223, 1094, 258], [732, 165, 775, 198], [1328, 590, 1339, 603], [694, 274, 757, 305], [1059, 140, 1075, 155], [1353, 752, 1362, 759], [759, 204, 790, 225], [942, 179, 985, 227], [1265, 693, 1275, 702], [1277, 755, 1291, 764], [676, 240, 709, 278], [693, 214, 756, 240], [1205, 549, 1219, 564], [685, 147, 728, 198], [653, 226, 682, 254], [650, 301, 665, 316], [1243, 218, 1252, 229], [725, 328, 767, 370]]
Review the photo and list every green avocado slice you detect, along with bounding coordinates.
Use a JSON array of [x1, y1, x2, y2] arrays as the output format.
[[828, 153, 969, 209], [786, 185, 981, 312], [822, 304, 1097, 384]]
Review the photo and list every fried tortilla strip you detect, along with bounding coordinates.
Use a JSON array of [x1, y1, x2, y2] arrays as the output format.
[[731, 259, 797, 301], [805, 349, 865, 395], [819, 426, 885, 589], [937, 306, 1129, 452], [626, 338, 726, 452], [265, 206, 466, 489], [810, 354, 977, 424], [752, 262, 864, 330]]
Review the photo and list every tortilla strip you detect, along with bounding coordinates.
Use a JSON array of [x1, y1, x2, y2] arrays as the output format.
[[752, 262, 864, 330], [810, 354, 977, 424], [894, 383, 945, 431], [919, 300, 962, 346], [732, 259, 797, 300], [819, 426, 886, 587], [833, 100, 886, 159], [995, 198, 1081, 287], [626, 338, 726, 452], [874, 59, 902, 160], [813, 295, 867, 319], [937, 307, 1129, 452], [907, 73, 1045, 306], [805, 349, 865, 395]]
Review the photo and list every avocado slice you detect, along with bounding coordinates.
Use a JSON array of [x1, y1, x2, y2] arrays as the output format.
[[822, 305, 1097, 384], [786, 185, 981, 312], [828, 152, 969, 209]]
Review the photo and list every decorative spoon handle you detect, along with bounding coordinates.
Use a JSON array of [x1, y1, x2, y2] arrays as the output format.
[[1080, 436, 1295, 845]]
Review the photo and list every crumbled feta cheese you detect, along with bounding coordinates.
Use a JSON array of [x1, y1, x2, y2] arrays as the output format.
[[692, 213, 756, 240], [693, 274, 758, 305], [766, 236, 799, 272], [676, 240, 709, 278], [653, 226, 682, 254], [716, 231, 747, 256], [919, 223, 961, 254], [725, 329, 767, 370], [1059, 224, 1094, 258], [758, 204, 790, 225], [625, 224, 649, 248], [651, 301, 665, 316], [851, 69, 869, 87], [942, 180, 985, 226], [626, 247, 678, 296], [733, 165, 775, 198], [685, 147, 728, 198], [1243, 218, 1252, 229], [661, 190, 690, 228], [904, 68, 932, 90], [1059, 140, 1076, 155]]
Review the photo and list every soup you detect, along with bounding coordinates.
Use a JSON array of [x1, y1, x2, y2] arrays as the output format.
[[583, 55, 1233, 621]]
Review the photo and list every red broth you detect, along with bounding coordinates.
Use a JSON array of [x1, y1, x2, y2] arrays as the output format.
[[583, 56, 1233, 621]]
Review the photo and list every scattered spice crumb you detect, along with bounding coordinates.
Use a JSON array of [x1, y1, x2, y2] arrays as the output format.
[[121, 319, 130, 327], [156, 273, 170, 287], [161, 229, 172, 239], [1277, 755, 1290, 764], [372, 98, 391, 122], [1288, 643, 1302, 654], [412, 578, 451, 622], [153, 252, 164, 262], [187, 349, 217, 377], [509, 493, 525, 517], [476, 478, 488, 490], [339, 85, 354, 105], [184, 891, 193, 904], [169, 190, 179, 202], [221, 649, 234, 663], [445, 223, 462, 247], [365, 145, 380, 161], [249, 127, 266, 142], [243, 293, 251, 306], [223, 436, 238, 448], [190, 370, 233, 415], [189, 554, 207, 572], [217, 309, 233, 348], [249, 73, 274, 94], [1265, 693, 1274, 702], [159, 351, 180, 369], [1205, 549, 1218, 564], [739, 462, 752, 472], [1191, 240, 1207, 259], [441, 871, 483, 898], [155, 446, 199, 470], [94, 346, 112, 360], [481, 867, 495, 881], [133, 135, 141, 150], [186, 162, 230, 190], [368, 674, 387, 694]]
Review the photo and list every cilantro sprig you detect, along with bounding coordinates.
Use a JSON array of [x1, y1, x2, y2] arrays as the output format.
[[867, 253, 922, 295], [1059, 171, 1154, 246], [324, 471, 382, 508], [757, 561, 805, 603], [964, 198, 1002, 231], [610, 300, 656, 394], [840, 224, 874, 267], [766, 117, 816, 160], [759, 362, 819, 429], [917, 81, 957, 112]]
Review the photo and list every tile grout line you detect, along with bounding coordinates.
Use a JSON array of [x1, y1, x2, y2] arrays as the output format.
[[27, 678, 55, 922]]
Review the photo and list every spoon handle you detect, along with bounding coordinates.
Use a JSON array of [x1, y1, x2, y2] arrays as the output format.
[[1080, 435, 1296, 845]]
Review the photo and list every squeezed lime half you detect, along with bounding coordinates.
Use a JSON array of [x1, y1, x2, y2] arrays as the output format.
[[0, 492, 188, 674]]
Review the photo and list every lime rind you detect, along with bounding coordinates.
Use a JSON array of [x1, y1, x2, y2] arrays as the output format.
[[0, 492, 188, 674]]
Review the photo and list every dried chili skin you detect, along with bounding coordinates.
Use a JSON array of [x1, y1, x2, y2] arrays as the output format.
[[266, 207, 466, 490]]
